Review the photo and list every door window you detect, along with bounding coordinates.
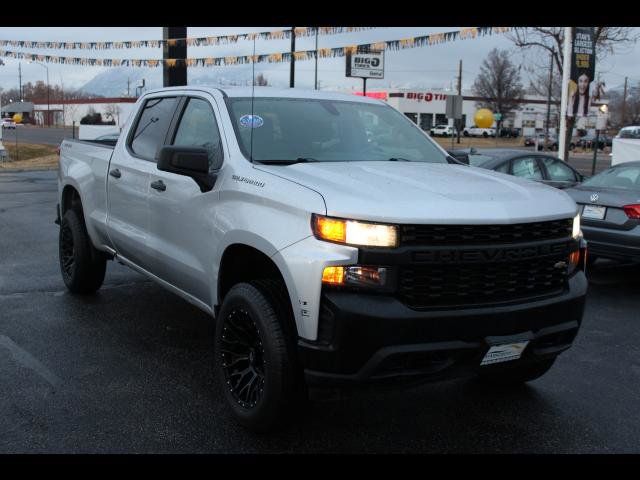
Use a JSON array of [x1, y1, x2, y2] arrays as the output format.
[[129, 96, 178, 160], [511, 157, 544, 180], [173, 98, 224, 171], [540, 157, 577, 182]]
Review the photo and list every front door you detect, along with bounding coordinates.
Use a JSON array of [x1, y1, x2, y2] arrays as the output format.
[[146, 94, 226, 305]]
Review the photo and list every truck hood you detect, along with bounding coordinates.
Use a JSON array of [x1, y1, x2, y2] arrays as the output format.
[[256, 161, 578, 224]]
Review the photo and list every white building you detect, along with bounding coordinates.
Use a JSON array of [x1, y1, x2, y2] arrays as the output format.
[[32, 97, 138, 128], [353, 89, 608, 136]]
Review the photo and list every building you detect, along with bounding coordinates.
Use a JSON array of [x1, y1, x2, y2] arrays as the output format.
[[353, 89, 608, 136], [0, 101, 35, 122], [32, 97, 138, 128]]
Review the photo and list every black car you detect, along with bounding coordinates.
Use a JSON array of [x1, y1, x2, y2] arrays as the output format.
[[576, 134, 613, 150], [466, 148, 585, 189], [565, 161, 640, 264]]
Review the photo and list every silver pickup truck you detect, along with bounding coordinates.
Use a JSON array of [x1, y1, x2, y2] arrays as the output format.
[[57, 86, 588, 431]]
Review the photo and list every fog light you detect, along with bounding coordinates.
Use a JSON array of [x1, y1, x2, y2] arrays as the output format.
[[322, 265, 390, 289], [322, 266, 345, 285]]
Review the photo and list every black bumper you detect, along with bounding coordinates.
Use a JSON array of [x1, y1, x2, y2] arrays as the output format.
[[299, 272, 587, 386]]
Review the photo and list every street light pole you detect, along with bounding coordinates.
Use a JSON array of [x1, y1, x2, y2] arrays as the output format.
[[29, 61, 49, 127]]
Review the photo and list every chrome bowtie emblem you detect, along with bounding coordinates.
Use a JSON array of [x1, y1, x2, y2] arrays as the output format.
[[590, 193, 599, 202]]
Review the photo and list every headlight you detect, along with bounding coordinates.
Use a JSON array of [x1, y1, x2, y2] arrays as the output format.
[[312, 214, 398, 248], [572, 214, 581, 239]]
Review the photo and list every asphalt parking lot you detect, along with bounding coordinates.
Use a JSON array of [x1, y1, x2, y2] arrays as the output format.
[[1, 170, 639, 453]]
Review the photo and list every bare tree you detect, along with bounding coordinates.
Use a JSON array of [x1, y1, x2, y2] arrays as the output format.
[[104, 104, 121, 125], [472, 48, 524, 132], [254, 73, 268, 86], [507, 27, 640, 158], [607, 82, 640, 128]]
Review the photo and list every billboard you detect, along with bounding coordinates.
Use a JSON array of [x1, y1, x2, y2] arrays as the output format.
[[566, 27, 596, 119], [346, 51, 385, 79]]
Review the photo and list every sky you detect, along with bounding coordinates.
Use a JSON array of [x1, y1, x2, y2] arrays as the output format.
[[0, 26, 638, 93]]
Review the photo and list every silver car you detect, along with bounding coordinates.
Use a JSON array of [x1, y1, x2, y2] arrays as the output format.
[[565, 161, 640, 264]]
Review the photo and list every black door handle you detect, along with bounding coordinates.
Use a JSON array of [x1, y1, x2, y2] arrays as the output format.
[[109, 168, 121, 178], [150, 179, 166, 192]]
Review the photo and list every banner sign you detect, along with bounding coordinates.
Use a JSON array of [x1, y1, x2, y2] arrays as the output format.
[[567, 27, 596, 119], [0, 27, 512, 68], [346, 50, 384, 79]]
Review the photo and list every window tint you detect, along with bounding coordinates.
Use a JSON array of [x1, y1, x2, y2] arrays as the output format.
[[582, 166, 640, 190], [511, 157, 543, 180], [226, 98, 448, 163], [173, 98, 224, 170], [541, 157, 576, 182], [130, 97, 178, 160], [495, 161, 510, 173]]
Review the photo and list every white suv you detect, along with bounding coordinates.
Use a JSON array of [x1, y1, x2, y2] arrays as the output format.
[[430, 124, 456, 137]]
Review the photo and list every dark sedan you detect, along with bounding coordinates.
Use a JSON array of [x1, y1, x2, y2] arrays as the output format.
[[565, 161, 640, 264], [465, 148, 585, 189]]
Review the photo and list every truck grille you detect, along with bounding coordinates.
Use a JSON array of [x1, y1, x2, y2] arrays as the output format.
[[398, 255, 567, 309], [400, 219, 573, 246]]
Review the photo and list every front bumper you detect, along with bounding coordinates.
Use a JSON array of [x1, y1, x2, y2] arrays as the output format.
[[582, 225, 640, 262], [299, 272, 587, 386]]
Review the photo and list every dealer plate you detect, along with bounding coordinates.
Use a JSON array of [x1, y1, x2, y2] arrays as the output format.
[[480, 341, 529, 366], [582, 204, 606, 220]]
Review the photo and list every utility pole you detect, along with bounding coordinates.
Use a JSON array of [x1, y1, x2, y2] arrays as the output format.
[[314, 27, 318, 90], [127, 77, 131, 97], [18, 62, 22, 101], [457, 59, 462, 144], [545, 49, 554, 151], [290, 26, 296, 88], [621, 76, 628, 126]]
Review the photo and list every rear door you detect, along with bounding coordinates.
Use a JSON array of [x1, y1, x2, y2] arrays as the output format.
[[509, 156, 545, 184], [539, 156, 581, 189], [146, 93, 226, 305], [107, 95, 180, 268]]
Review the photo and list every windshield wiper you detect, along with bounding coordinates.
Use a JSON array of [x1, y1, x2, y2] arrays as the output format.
[[254, 157, 319, 165], [387, 157, 412, 162]]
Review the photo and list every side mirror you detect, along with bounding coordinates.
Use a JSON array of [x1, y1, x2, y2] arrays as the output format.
[[157, 145, 216, 192]]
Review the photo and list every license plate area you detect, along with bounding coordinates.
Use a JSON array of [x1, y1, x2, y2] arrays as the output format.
[[582, 204, 606, 220], [481, 333, 532, 366]]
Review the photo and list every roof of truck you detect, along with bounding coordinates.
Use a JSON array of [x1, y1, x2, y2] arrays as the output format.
[[143, 86, 386, 105]]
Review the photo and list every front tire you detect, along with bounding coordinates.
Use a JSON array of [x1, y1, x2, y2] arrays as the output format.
[[59, 207, 106, 294], [215, 281, 303, 432], [478, 358, 556, 386]]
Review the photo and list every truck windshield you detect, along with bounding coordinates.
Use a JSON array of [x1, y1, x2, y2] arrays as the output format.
[[226, 97, 448, 164]]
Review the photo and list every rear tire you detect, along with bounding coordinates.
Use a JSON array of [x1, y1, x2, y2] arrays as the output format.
[[477, 358, 556, 386], [58, 207, 106, 294], [215, 281, 304, 432]]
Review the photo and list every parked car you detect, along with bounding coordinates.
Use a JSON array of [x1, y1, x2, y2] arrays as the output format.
[[565, 161, 640, 264], [430, 124, 457, 137], [616, 126, 640, 139], [467, 148, 585, 189], [56, 86, 587, 431], [498, 127, 521, 138], [463, 125, 496, 137], [524, 133, 575, 151], [1, 118, 16, 129], [577, 133, 613, 150]]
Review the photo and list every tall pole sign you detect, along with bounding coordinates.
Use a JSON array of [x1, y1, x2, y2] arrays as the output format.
[[163, 27, 187, 87], [560, 27, 596, 161], [559, 27, 573, 160], [346, 50, 384, 97]]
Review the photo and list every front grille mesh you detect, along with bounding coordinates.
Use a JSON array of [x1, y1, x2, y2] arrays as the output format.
[[398, 255, 567, 309], [400, 219, 573, 246]]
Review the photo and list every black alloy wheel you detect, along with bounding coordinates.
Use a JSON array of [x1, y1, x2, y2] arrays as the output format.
[[220, 308, 266, 409], [59, 218, 76, 279]]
